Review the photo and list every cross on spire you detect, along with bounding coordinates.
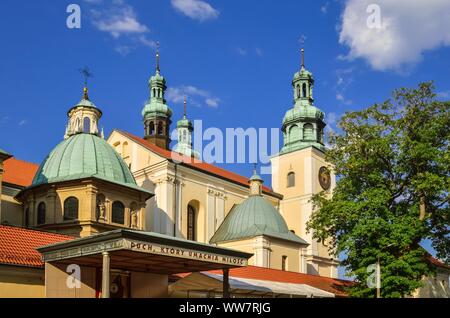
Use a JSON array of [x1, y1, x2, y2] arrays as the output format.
[[79, 67, 93, 100]]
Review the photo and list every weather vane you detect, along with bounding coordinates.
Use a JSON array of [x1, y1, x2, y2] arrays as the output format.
[[79, 66, 93, 88]]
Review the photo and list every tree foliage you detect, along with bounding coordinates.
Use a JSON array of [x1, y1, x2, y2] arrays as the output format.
[[307, 82, 450, 297]]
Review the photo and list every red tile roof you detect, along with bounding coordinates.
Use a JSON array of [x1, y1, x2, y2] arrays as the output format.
[[0, 225, 73, 267], [3, 158, 39, 188], [426, 254, 450, 270], [117, 130, 282, 199], [175, 265, 353, 297]]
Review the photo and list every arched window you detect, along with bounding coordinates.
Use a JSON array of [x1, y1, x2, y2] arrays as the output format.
[[83, 117, 91, 133], [64, 197, 79, 221], [303, 123, 314, 140], [289, 125, 300, 141], [158, 122, 163, 135], [112, 201, 125, 224], [149, 122, 155, 135], [287, 172, 295, 188], [302, 83, 307, 98], [37, 202, 46, 225], [282, 255, 288, 271], [187, 205, 196, 241], [152, 88, 156, 98], [183, 130, 187, 142], [297, 85, 301, 99]]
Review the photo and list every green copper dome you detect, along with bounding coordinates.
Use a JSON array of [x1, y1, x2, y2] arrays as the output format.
[[142, 100, 173, 118], [210, 196, 308, 245], [31, 134, 146, 193], [177, 116, 192, 129], [283, 105, 324, 124], [293, 67, 313, 80]]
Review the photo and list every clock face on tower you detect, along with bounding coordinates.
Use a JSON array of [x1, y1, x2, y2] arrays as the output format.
[[318, 166, 331, 190]]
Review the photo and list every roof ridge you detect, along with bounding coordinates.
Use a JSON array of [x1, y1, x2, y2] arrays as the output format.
[[115, 130, 282, 197], [5, 157, 39, 167]]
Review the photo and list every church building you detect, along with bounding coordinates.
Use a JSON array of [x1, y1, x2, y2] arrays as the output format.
[[0, 48, 371, 298]]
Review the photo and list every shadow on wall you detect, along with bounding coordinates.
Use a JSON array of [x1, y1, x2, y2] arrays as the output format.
[[307, 263, 319, 276], [140, 175, 174, 236]]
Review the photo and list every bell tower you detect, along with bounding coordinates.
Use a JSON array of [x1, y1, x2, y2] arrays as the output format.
[[173, 97, 200, 158], [281, 48, 326, 155], [142, 49, 172, 149], [271, 49, 338, 278]]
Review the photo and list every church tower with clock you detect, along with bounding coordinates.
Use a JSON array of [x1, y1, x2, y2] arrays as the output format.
[[271, 49, 339, 278]]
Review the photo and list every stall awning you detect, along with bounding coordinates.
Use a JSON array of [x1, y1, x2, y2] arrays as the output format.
[[36, 229, 253, 274], [169, 272, 335, 298]]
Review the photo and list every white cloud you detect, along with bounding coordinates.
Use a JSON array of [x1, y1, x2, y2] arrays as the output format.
[[336, 93, 352, 105], [205, 98, 220, 108], [321, 2, 329, 14], [339, 0, 450, 71], [166, 85, 220, 108], [171, 0, 219, 22], [138, 35, 158, 49], [92, 6, 149, 38], [86, 1, 158, 56]]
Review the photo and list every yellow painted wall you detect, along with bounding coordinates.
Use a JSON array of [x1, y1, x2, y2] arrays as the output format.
[[20, 179, 147, 238], [45, 263, 97, 298], [269, 238, 302, 272], [1, 196, 23, 226], [0, 265, 45, 298], [219, 236, 303, 272]]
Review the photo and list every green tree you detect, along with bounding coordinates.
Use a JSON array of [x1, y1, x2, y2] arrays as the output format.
[[307, 82, 449, 298]]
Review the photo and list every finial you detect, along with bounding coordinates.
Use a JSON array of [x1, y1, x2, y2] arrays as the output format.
[[83, 87, 89, 100], [253, 163, 258, 176], [155, 41, 160, 73], [79, 67, 93, 100], [183, 95, 187, 117], [301, 48, 305, 68]]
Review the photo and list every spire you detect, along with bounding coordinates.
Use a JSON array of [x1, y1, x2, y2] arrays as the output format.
[[301, 48, 305, 69], [281, 49, 326, 154], [142, 42, 172, 149], [155, 41, 160, 74], [174, 97, 199, 158]]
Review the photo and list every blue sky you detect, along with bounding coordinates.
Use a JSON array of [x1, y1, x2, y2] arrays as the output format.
[[1, 0, 449, 273]]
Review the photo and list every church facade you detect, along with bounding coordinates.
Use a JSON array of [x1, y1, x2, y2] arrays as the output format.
[[106, 49, 338, 277], [0, 49, 342, 300]]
